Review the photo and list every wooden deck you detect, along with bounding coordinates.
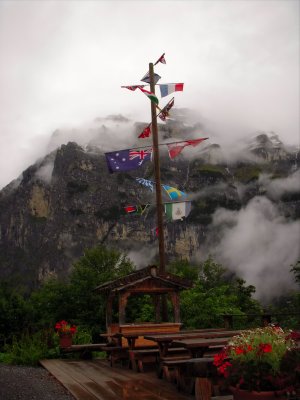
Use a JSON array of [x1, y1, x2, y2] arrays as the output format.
[[40, 358, 194, 400]]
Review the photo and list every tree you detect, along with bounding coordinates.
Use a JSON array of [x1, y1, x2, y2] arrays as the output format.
[[68, 245, 134, 338], [291, 260, 300, 286], [176, 257, 262, 329]]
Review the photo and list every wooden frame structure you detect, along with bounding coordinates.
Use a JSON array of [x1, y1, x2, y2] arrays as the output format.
[[95, 265, 193, 337]]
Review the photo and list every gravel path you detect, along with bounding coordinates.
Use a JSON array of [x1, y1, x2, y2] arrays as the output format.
[[0, 364, 74, 400]]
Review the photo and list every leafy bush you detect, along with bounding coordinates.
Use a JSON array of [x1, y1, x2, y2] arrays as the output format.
[[3, 331, 59, 366]]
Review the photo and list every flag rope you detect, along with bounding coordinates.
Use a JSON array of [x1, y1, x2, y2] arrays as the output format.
[[112, 137, 209, 152]]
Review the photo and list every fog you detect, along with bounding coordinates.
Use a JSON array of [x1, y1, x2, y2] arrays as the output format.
[[0, 0, 299, 189]]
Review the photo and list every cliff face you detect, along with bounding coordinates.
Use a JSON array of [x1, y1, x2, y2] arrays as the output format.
[[0, 134, 299, 289]]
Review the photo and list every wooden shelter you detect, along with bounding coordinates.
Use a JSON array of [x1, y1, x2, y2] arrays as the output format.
[[95, 265, 193, 338]]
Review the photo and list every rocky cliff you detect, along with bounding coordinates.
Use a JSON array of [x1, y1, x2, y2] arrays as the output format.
[[0, 129, 299, 290]]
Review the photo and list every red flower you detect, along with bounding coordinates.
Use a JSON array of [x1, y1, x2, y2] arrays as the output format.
[[55, 320, 77, 336], [213, 351, 227, 367], [258, 343, 272, 353], [235, 346, 244, 355], [218, 361, 232, 377]]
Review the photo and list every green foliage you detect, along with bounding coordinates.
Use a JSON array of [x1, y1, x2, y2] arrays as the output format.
[[29, 279, 73, 330], [234, 165, 262, 183], [291, 260, 300, 286], [191, 163, 226, 178], [72, 326, 92, 345], [69, 245, 134, 337], [3, 331, 59, 366], [167, 259, 198, 281], [178, 257, 262, 329], [0, 282, 32, 346], [126, 294, 155, 323]]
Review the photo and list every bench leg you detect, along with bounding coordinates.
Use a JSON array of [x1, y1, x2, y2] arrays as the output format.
[[195, 377, 212, 400]]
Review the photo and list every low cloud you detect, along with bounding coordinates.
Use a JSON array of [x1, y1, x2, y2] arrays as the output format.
[[258, 170, 300, 200], [35, 161, 54, 184], [203, 196, 300, 302]]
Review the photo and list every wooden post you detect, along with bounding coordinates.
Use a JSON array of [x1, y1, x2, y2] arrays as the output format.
[[169, 292, 181, 323], [106, 293, 114, 329], [119, 292, 130, 325], [149, 62, 166, 274], [195, 378, 212, 400]]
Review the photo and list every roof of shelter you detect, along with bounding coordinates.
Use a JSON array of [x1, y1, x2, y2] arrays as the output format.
[[94, 265, 193, 293]]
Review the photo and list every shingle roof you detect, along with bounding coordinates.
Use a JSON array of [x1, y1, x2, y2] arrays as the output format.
[[94, 265, 193, 293]]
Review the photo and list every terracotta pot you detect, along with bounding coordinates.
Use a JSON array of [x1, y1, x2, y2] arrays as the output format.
[[59, 334, 72, 348], [230, 386, 287, 400]]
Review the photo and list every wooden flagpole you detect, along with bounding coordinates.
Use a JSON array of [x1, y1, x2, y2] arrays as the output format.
[[149, 62, 166, 274]]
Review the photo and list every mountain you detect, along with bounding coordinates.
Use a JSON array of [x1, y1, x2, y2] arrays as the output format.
[[0, 121, 299, 292]]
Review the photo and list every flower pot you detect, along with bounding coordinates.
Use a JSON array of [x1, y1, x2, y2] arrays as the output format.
[[230, 386, 287, 400], [59, 334, 72, 348]]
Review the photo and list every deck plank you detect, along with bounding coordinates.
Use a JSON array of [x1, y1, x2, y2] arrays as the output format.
[[40, 358, 194, 400]]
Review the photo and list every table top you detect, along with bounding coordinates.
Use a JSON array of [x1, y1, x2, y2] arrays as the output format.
[[144, 330, 241, 342], [172, 337, 230, 349]]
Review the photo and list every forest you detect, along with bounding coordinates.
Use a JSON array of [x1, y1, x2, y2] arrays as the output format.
[[0, 245, 299, 365]]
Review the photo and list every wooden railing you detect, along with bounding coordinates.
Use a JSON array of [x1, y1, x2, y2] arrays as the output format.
[[220, 312, 300, 329]]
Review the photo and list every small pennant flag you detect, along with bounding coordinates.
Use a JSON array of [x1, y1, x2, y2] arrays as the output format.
[[158, 97, 175, 122], [162, 184, 187, 200], [141, 72, 161, 84], [154, 53, 166, 65], [124, 204, 149, 215], [168, 138, 208, 159], [159, 83, 184, 98], [138, 87, 159, 105], [105, 148, 152, 173], [138, 125, 151, 139], [136, 177, 154, 192], [121, 85, 146, 91], [164, 201, 191, 220]]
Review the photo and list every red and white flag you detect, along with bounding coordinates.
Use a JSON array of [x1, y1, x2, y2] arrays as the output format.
[[158, 97, 175, 121], [154, 53, 166, 65], [121, 85, 145, 91], [138, 125, 151, 139], [167, 138, 208, 159]]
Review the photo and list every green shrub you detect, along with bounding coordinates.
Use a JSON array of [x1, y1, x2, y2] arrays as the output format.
[[72, 326, 92, 344], [3, 331, 59, 366]]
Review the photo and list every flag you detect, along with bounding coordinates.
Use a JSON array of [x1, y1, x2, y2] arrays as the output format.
[[162, 184, 187, 200], [138, 125, 151, 139], [136, 177, 154, 192], [124, 204, 149, 215], [154, 53, 166, 65], [164, 201, 191, 221], [158, 97, 175, 121], [140, 72, 161, 84], [105, 148, 152, 173], [138, 87, 159, 105], [159, 83, 184, 98], [121, 85, 146, 91], [167, 138, 208, 159]]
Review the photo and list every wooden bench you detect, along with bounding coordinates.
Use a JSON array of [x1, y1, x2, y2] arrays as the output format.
[[129, 346, 190, 373], [60, 343, 106, 359], [100, 345, 129, 367], [161, 357, 215, 393]]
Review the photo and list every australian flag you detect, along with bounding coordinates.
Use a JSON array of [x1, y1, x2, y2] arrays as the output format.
[[105, 148, 152, 173]]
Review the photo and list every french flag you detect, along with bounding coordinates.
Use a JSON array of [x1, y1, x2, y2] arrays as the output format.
[[159, 83, 184, 98]]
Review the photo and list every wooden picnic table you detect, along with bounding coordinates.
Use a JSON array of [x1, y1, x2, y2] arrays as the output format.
[[144, 330, 241, 357], [112, 330, 177, 349], [172, 337, 230, 358]]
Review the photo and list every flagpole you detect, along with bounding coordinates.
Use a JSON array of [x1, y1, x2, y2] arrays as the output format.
[[149, 62, 166, 274]]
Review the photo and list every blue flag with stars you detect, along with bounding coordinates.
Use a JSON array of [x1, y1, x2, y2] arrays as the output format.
[[105, 148, 152, 173]]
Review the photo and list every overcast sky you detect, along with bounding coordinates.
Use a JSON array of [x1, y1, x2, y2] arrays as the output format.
[[0, 0, 299, 189]]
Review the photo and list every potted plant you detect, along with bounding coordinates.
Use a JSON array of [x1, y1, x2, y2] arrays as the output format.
[[55, 320, 77, 348], [213, 326, 299, 400]]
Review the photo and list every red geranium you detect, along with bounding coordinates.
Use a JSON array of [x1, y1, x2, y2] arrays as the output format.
[[213, 326, 297, 392], [55, 320, 77, 336]]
